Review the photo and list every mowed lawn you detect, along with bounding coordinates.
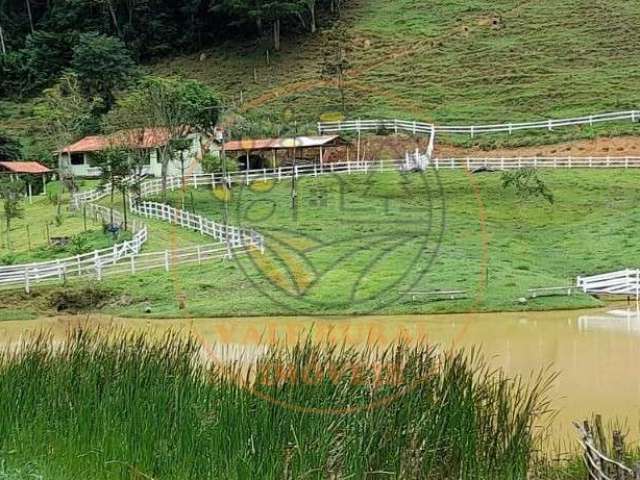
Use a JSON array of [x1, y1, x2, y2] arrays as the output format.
[[67, 168, 639, 318]]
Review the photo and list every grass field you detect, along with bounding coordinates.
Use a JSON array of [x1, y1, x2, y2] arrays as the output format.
[[7, 168, 640, 319], [0, 329, 552, 479], [150, 0, 640, 146]]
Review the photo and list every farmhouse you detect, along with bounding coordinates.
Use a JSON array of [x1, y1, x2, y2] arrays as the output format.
[[57, 128, 209, 178]]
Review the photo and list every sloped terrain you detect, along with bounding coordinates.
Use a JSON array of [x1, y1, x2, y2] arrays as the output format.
[[152, 0, 640, 145]]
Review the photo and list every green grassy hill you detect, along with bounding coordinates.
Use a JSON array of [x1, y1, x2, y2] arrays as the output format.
[[12, 168, 640, 319], [152, 0, 640, 145], [3, 0, 640, 150]]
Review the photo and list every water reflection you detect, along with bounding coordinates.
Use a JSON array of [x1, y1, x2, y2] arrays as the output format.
[[579, 308, 640, 335]]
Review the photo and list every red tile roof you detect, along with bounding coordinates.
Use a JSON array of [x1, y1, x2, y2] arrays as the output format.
[[223, 135, 347, 152], [58, 128, 174, 154], [0, 161, 51, 174]]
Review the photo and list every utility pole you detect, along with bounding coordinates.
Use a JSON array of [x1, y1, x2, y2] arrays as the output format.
[[291, 119, 298, 217]]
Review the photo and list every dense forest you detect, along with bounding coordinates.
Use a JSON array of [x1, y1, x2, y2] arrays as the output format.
[[0, 0, 344, 98]]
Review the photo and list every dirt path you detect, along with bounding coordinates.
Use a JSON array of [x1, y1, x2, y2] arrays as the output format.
[[437, 136, 640, 158], [347, 135, 640, 161]]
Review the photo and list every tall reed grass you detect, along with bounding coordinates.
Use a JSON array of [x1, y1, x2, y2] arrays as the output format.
[[0, 329, 553, 479]]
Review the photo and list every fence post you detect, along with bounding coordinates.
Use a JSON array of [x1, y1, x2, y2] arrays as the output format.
[[193, 174, 198, 188], [197, 245, 202, 265], [164, 250, 170, 272], [245, 170, 249, 185], [24, 268, 30, 294], [94, 251, 100, 280], [130, 255, 135, 274]]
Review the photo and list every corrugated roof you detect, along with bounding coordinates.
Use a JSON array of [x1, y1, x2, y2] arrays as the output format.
[[0, 161, 51, 174], [58, 128, 174, 154], [223, 135, 347, 152]]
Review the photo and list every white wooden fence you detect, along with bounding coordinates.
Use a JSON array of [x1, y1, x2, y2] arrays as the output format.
[[318, 110, 640, 137], [428, 156, 640, 170], [132, 200, 264, 251], [0, 225, 148, 293], [577, 270, 640, 298]]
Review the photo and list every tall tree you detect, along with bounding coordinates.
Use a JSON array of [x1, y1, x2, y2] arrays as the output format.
[[0, 177, 24, 248], [91, 146, 132, 230], [70, 32, 136, 111], [107, 75, 220, 199], [0, 130, 22, 160]]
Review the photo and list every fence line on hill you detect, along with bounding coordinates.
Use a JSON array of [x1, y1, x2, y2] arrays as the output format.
[[425, 156, 640, 170], [131, 200, 264, 251], [0, 203, 149, 293], [317, 110, 640, 137]]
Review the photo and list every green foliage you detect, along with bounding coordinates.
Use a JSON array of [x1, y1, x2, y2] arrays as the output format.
[[0, 329, 552, 478], [0, 0, 336, 98], [502, 168, 555, 204], [201, 152, 239, 173], [70, 32, 136, 111], [22, 31, 76, 92], [0, 131, 22, 160], [109, 75, 220, 134], [33, 73, 103, 150], [0, 177, 25, 247]]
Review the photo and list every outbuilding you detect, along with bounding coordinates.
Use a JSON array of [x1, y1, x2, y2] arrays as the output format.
[[223, 135, 351, 170], [0, 161, 52, 202]]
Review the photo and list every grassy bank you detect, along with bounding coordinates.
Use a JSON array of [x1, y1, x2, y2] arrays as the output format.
[[0, 329, 553, 479]]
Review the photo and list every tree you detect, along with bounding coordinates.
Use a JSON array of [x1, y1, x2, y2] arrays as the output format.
[[0, 131, 22, 160], [217, 0, 306, 51], [22, 30, 76, 91], [34, 72, 103, 176], [91, 147, 132, 230], [107, 75, 220, 199], [70, 32, 136, 111], [0, 177, 25, 248]]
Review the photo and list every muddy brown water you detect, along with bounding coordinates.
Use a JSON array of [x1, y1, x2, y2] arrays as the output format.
[[2, 307, 640, 450]]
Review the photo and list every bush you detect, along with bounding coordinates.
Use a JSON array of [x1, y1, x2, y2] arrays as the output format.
[[46, 285, 114, 311], [201, 152, 239, 173]]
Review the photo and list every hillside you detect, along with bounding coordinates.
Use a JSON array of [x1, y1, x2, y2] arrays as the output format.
[[2, 0, 640, 152], [151, 0, 640, 146]]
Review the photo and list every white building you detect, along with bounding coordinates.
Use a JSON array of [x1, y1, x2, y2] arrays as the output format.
[[57, 128, 210, 178]]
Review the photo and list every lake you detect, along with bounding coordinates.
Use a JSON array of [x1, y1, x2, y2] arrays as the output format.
[[2, 306, 639, 451]]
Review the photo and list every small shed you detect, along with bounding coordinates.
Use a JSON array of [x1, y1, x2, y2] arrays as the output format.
[[223, 135, 350, 170], [0, 161, 52, 202]]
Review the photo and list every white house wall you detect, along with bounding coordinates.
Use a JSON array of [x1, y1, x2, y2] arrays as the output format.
[[58, 134, 207, 178]]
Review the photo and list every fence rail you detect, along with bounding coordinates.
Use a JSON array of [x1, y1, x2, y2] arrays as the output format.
[[318, 110, 640, 137], [132, 201, 264, 251], [577, 269, 640, 297]]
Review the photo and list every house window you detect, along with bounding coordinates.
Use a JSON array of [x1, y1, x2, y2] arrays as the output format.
[[70, 153, 85, 165]]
